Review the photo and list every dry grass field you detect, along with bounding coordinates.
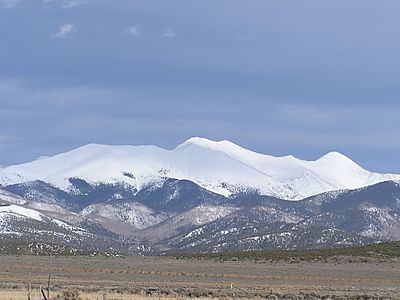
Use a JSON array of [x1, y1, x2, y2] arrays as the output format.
[[0, 255, 399, 299]]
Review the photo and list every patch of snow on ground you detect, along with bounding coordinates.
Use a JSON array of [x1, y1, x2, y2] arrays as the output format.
[[0, 190, 26, 205], [183, 227, 204, 239], [190, 205, 237, 225], [0, 205, 43, 221], [80, 202, 167, 229]]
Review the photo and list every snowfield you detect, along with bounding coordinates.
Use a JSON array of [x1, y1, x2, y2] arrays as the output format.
[[0, 204, 43, 221], [0, 137, 399, 200]]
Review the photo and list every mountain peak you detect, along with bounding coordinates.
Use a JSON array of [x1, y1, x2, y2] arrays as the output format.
[[175, 137, 240, 152], [1, 138, 399, 201], [317, 151, 356, 164]]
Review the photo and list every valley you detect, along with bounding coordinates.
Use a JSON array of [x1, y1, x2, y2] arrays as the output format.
[[1, 254, 399, 299]]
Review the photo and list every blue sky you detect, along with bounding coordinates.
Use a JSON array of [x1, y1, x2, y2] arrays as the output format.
[[0, 0, 399, 173]]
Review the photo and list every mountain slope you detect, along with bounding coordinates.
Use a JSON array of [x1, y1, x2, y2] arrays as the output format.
[[138, 204, 238, 244], [1, 138, 398, 200], [157, 181, 400, 252], [1, 181, 400, 253], [0, 203, 147, 255], [79, 201, 171, 233]]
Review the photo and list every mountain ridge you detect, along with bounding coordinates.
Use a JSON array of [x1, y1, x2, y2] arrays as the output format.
[[1, 137, 399, 201], [1, 179, 400, 254]]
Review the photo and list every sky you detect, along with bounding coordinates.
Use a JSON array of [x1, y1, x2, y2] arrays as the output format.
[[0, 0, 400, 173]]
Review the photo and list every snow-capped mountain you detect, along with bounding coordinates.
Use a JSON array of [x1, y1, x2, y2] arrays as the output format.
[[1, 138, 400, 254], [0, 137, 398, 200]]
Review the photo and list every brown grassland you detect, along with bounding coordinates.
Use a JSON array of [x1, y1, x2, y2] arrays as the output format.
[[0, 255, 399, 299]]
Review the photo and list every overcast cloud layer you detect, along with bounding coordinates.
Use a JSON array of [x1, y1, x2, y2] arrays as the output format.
[[0, 0, 399, 173]]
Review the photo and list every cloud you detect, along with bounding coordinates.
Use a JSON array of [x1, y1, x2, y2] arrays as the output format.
[[0, 77, 399, 172], [51, 24, 75, 38], [126, 25, 141, 37], [0, 0, 19, 8], [162, 27, 176, 38], [61, 0, 88, 9]]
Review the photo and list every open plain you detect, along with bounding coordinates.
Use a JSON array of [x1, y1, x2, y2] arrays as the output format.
[[0, 255, 399, 299]]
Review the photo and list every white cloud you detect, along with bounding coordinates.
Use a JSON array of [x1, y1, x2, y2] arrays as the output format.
[[0, 0, 19, 8], [162, 27, 176, 38], [61, 0, 88, 9], [126, 25, 141, 37], [51, 24, 75, 38]]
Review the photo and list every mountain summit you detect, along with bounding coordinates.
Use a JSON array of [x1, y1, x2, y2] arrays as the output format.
[[0, 137, 398, 200]]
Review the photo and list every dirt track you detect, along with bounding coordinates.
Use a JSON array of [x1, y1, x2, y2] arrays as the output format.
[[0, 255, 399, 299]]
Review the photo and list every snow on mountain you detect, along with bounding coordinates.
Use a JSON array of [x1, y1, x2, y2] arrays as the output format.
[[0, 137, 399, 200], [0, 204, 43, 221], [0, 204, 85, 232], [188, 205, 238, 225], [359, 204, 400, 240], [137, 204, 238, 243], [179, 138, 400, 198], [0, 189, 26, 205], [25, 201, 71, 214], [0, 203, 93, 248], [80, 201, 169, 230]]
